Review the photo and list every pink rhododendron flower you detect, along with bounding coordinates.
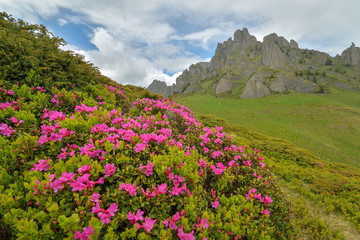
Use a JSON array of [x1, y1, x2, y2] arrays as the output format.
[[139, 161, 154, 176], [212, 197, 220, 209], [262, 209, 270, 216], [152, 183, 167, 195], [91, 203, 118, 224], [141, 217, 157, 232], [163, 212, 181, 230], [104, 163, 116, 177], [90, 192, 101, 203], [119, 183, 137, 196], [264, 196, 273, 205], [198, 159, 207, 168], [78, 164, 91, 174], [141, 188, 156, 198], [74, 226, 94, 240], [134, 143, 147, 152], [177, 225, 195, 240], [210, 162, 227, 175], [128, 209, 144, 224], [31, 159, 51, 172], [194, 217, 209, 229], [0, 123, 14, 136]]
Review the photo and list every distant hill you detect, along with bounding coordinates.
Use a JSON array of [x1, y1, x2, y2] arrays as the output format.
[[148, 28, 360, 98]]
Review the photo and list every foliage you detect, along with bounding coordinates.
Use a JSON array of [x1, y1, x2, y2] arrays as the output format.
[[0, 12, 295, 239]]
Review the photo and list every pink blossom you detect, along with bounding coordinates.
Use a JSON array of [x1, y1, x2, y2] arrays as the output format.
[[139, 217, 156, 232], [7, 90, 14, 95], [104, 163, 116, 177], [75, 103, 98, 113], [163, 212, 181, 230], [139, 161, 154, 176], [264, 196, 273, 205], [177, 225, 195, 240], [91, 203, 118, 224], [119, 183, 137, 196], [141, 188, 156, 198], [78, 164, 91, 174], [198, 159, 207, 168], [212, 197, 220, 209], [0, 123, 14, 136], [152, 183, 168, 195], [210, 162, 227, 175], [259, 162, 265, 168], [10, 117, 18, 124], [128, 209, 144, 224], [211, 150, 223, 159], [194, 217, 209, 229], [134, 143, 147, 153], [74, 226, 94, 240], [90, 192, 101, 203], [262, 209, 270, 216], [31, 159, 51, 172]]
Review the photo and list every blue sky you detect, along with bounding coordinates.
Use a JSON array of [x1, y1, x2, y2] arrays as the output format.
[[1, 0, 359, 87]]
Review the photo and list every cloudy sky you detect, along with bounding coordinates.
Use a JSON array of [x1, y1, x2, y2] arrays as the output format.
[[1, 0, 359, 87]]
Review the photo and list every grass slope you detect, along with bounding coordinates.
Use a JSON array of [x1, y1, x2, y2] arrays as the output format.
[[177, 90, 360, 168]]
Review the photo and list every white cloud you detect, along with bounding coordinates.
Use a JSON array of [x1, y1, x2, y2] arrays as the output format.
[[1, 0, 360, 86], [58, 18, 67, 26]]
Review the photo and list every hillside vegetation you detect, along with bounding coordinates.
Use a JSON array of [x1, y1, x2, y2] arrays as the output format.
[[0, 12, 296, 240]]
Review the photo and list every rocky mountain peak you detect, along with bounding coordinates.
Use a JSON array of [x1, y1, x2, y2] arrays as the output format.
[[148, 28, 359, 99]]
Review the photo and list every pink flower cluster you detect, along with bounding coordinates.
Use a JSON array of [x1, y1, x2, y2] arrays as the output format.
[[119, 183, 138, 196], [31, 159, 51, 172], [127, 209, 157, 233], [0, 123, 14, 136], [91, 202, 118, 224], [74, 226, 94, 240]]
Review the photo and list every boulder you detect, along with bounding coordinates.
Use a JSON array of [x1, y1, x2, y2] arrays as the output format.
[[269, 74, 286, 93], [215, 77, 236, 95], [241, 72, 271, 98], [284, 77, 319, 93]]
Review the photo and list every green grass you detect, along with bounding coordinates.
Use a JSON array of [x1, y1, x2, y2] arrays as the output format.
[[177, 90, 360, 168]]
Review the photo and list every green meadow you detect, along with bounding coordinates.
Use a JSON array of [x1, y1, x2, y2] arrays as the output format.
[[177, 89, 360, 168]]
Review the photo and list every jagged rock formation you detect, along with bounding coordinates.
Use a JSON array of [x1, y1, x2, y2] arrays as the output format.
[[147, 80, 175, 97], [341, 43, 360, 66], [148, 28, 359, 98]]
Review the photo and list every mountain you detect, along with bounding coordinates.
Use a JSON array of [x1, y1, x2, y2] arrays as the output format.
[[148, 28, 360, 98]]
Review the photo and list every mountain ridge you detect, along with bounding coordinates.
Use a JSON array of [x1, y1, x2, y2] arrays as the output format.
[[148, 28, 360, 98]]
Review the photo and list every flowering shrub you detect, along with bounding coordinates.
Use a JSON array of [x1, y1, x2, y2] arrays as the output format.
[[0, 79, 295, 239]]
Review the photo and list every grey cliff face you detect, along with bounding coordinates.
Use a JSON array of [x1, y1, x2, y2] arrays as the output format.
[[341, 43, 360, 66], [261, 33, 288, 67]]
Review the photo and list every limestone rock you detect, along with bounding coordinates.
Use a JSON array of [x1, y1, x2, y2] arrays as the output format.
[[241, 72, 271, 98], [341, 43, 360, 66], [215, 77, 236, 95], [290, 39, 299, 48], [284, 77, 319, 93], [147, 80, 175, 97], [147, 80, 167, 94], [261, 33, 287, 67], [269, 74, 286, 93]]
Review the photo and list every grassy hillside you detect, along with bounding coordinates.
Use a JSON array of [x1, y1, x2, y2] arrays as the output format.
[[0, 12, 297, 239], [177, 90, 360, 168]]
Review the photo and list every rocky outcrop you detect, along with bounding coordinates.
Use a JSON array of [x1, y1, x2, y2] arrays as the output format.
[[148, 28, 358, 98], [215, 77, 236, 95], [147, 80, 174, 97], [261, 33, 288, 67], [341, 43, 360, 66], [290, 39, 299, 49], [241, 72, 271, 98]]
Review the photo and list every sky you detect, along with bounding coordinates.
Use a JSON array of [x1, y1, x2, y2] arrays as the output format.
[[1, 0, 359, 87]]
